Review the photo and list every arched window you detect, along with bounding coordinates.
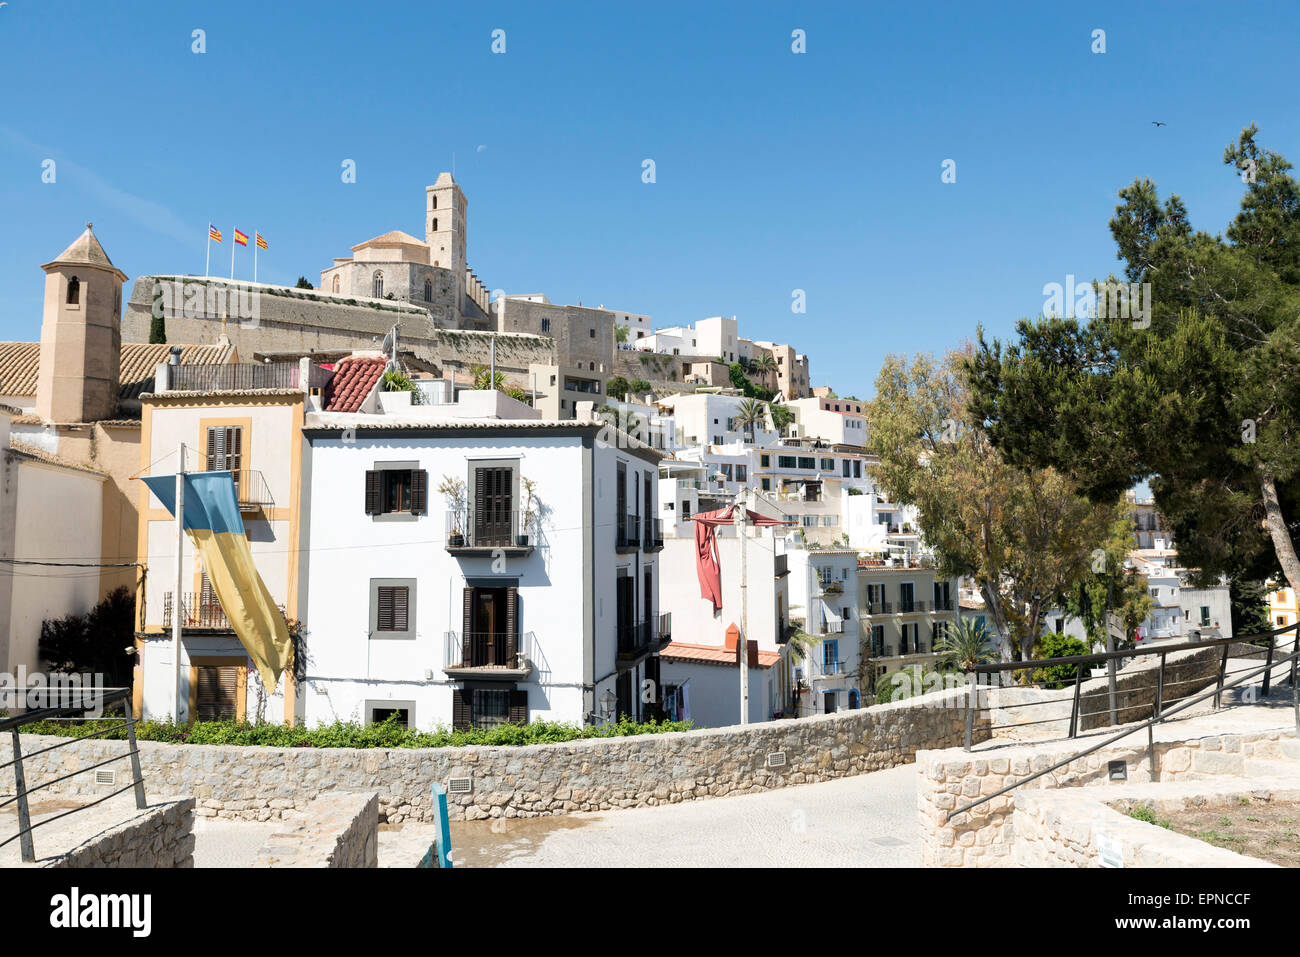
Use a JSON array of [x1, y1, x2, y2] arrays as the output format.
[[431, 218, 438, 232], [332, 275, 340, 293], [423, 277, 433, 302], [372, 271, 384, 299], [431, 196, 437, 209], [66, 276, 80, 305]]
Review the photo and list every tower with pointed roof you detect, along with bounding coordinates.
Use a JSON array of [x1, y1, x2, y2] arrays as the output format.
[[35, 223, 127, 423]]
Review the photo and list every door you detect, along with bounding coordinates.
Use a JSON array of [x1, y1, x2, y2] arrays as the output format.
[[474, 466, 513, 546], [469, 587, 514, 666], [823, 691, 837, 714]]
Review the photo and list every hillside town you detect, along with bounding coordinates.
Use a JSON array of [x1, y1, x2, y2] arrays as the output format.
[[3, 6, 1300, 910]]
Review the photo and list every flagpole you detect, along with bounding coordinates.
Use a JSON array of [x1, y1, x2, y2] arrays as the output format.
[[230, 228, 236, 280], [205, 226, 211, 277], [173, 443, 186, 722], [254, 229, 258, 283]]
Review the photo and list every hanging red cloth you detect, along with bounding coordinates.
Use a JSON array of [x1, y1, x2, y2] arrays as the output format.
[[691, 505, 788, 614]]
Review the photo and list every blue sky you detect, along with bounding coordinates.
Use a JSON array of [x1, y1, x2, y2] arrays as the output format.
[[1, 0, 1297, 398]]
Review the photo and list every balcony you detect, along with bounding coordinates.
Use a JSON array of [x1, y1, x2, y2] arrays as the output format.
[[231, 469, 273, 512], [170, 362, 300, 392], [932, 596, 955, 611], [897, 599, 929, 614], [813, 658, 844, 677], [617, 513, 641, 552], [443, 630, 536, 679], [162, 592, 231, 630], [823, 619, 844, 634], [445, 509, 535, 556], [818, 578, 844, 596], [618, 614, 671, 660], [642, 517, 664, 551], [862, 600, 893, 615]]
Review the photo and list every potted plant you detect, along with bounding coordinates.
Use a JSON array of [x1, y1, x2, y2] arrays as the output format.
[[517, 476, 537, 547], [439, 475, 466, 547]]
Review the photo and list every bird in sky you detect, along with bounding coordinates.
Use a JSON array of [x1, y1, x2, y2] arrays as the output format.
[[1151, 121, 1167, 127]]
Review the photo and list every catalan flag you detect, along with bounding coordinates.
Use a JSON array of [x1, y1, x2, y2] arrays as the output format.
[[208, 224, 222, 243], [141, 472, 292, 694], [234, 229, 249, 247], [255, 232, 268, 250]]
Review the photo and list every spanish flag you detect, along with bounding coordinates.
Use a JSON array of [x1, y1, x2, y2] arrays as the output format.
[[209, 224, 222, 243], [255, 232, 268, 250], [234, 229, 249, 247], [142, 472, 292, 693]]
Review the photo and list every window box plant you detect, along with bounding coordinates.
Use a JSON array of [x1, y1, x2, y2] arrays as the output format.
[[439, 475, 467, 547]]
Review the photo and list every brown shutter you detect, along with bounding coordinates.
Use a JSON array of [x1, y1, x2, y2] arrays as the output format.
[[206, 427, 219, 471], [505, 586, 518, 662], [230, 427, 242, 472], [197, 665, 238, 721], [461, 587, 474, 666], [392, 586, 409, 632], [365, 470, 381, 514], [377, 587, 394, 631], [410, 469, 427, 515], [452, 688, 470, 729], [508, 689, 528, 725]]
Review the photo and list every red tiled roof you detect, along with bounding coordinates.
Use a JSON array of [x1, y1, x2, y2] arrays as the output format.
[[660, 641, 780, 669], [323, 356, 386, 412]]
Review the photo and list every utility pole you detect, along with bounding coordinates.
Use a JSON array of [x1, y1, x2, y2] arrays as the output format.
[[735, 490, 749, 725], [173, 443, 186, 722]]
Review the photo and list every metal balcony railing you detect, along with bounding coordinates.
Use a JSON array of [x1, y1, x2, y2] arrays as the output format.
[[231, 469, 273, 511], [643, 517, 664, 551], [446, 508, 534, 549], [617, 513, 641, 549], [444, 630, 535, 671], [814, 658, 844, 677], [658, 612, 672, 643], [163, 592, 230, 629], [618, 617, 668, 657], [863, 600, 893, 615], [898, 598, 928, 613]]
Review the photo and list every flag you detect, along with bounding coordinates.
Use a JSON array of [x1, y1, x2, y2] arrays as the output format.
[[234, 229, 248, 247], [255, 232, 268, 250], [208, 224, 222, 243], [141, 472, 292, 693], [690, 505, 788, 613]]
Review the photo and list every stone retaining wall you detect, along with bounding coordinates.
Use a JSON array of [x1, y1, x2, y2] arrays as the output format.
[[46, 799, 194, 869], [1013, 780, 1294, 867], [253, 792, 378, 867], [918, 728, 1300, 867], [4, 687, 986, 823]]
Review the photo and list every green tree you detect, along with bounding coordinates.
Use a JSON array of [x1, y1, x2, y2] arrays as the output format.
[[770, 402, 795, 434], [615, 324, 629, 344], [1229, 578, 1272, 639], [934, 616, 997, 672], [1032, 633, 1092, 689], [606, 375, 630, 401], [148, 313, 166, 345], [867, 349, 1117, 661], [39, 586, 137, 689], [627, 378, 651, 396], [1064, 508, 1154, 649], [734, 397, 765, 441], [295, 276, 314, 289], [969, 125, 1300, 603]]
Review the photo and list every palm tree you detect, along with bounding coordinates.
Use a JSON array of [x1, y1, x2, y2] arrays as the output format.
[[471, 363, 508, 391], [934, 616, 997, 673], [734, 397, 765, 442], [752, 352, 778, 386]]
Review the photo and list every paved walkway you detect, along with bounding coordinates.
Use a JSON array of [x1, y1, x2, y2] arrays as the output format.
[[447, 763, 920, 867]]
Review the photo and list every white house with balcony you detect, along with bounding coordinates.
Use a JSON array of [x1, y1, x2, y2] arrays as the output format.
[[298, 392, 667, 732], [786, 546, 863, 714]]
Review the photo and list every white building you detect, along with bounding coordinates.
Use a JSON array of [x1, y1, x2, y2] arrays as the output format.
[[299, 390, 667, 731]]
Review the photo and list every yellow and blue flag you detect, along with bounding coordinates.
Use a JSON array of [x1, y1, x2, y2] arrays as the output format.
[[142, 471, 291, 693]]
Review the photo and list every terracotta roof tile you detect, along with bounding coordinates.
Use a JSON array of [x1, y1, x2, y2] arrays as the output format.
[[660, 641, 780, 668], [0, 341, 234, 403], [323, 356, 387, 413]]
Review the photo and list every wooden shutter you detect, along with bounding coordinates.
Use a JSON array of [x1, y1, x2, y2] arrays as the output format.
[[376, 586, 408, 632], [508, 689, 528, 725], [365, 470, 381, 514], [206, 427, 221, 471], [505, 586, 518, 662], [461, 587, 474, 666], [410, 469, 428, 515], [452, 688, 471, 729], [196, 665, 238, 721]]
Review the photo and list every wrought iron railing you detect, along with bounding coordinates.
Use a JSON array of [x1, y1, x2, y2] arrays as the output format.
[[1, 688, 146, 864], [163, 592, 230, 629], [444, 630, 535, 670], [445, 509, 534, 549]]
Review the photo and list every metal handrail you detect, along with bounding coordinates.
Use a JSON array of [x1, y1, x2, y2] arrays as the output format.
[[946, 623, 1300, 823], [1, 688, 147, 863]]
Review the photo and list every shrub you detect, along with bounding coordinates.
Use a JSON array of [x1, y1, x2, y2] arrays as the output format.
[[1032, 633, 1092, 688]]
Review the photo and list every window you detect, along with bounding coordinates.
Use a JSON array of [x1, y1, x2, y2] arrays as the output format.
[[453, 685, 526, 730], [541, 318, 551, 333], [854, 461, 862, 478], [194, 663, 240, 721], [870, 624, 885, 656], [713, 435, 724, 445], [205, 425, 245, 500], [364, 466, 427, 517], [423, 277, 433, 301], [370, 579, 416, 639], [372, 271, 384, 298], [432, 218, 438, 231], [778, 455, 797, 469], [590, 328, 596, 338], [1201, 606, 1211, 626], [821, 458, 834, 471], [797, 457, 815, 469], [760, 454, 770, 468], [332, 275, 340, 293], [823, 640, 839, 671], [431, 196, 438, 209], [843, 460, 851, 477], [736, 465, 747, 482], [761, 478, 771, 491], [369, 706, 410, 727], [66, 276, 80, 305]]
